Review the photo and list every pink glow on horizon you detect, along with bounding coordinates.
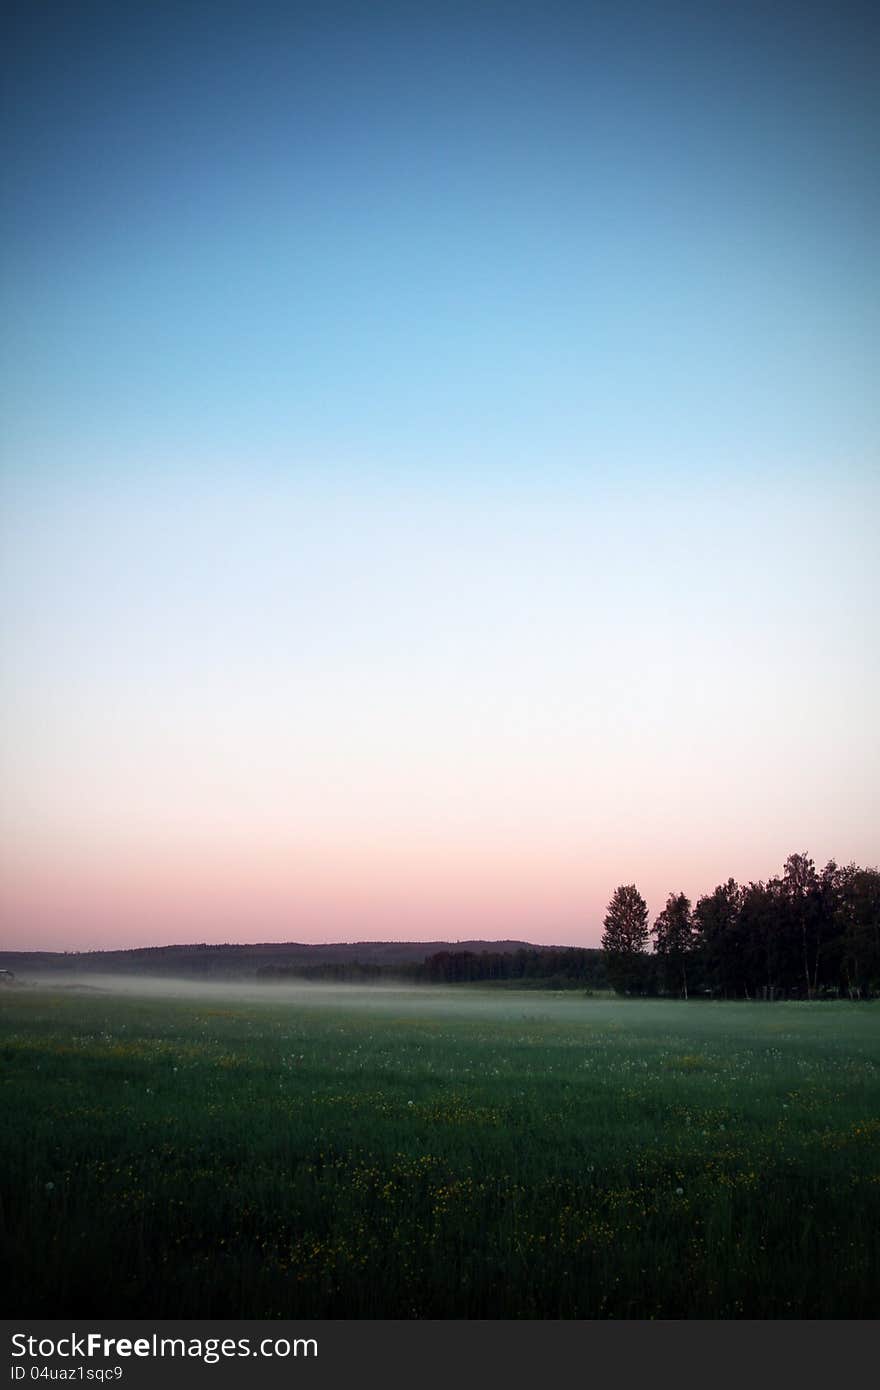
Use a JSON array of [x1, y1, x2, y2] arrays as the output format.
[[2, 477, 877, 954], [2, 830, 873, 953]]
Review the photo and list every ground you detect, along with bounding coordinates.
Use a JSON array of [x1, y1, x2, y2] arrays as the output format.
[[2, 981, 878, 1317]]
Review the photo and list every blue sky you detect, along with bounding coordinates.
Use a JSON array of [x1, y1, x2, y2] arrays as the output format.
[[4, 0, 877, 482], [1, 1, 878, 946]]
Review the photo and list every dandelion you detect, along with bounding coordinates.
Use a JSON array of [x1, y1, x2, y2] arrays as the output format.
[[45, 1181, 55, 1192], [675, 1187, 684, 1196]]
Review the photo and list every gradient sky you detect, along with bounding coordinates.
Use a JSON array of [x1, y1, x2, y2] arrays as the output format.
[[2, 0, 878, 950]]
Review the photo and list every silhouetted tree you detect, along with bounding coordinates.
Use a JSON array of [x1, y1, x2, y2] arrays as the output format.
[[739, 880, 781, 999], [602, 884, 649, 993], [652, 892, 694, 998], [837, 864, 880, 998], [693, 878, 743, 997], [783, 852, 819, 998]]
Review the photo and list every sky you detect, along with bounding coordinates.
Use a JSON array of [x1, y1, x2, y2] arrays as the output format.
[[1, 0, 878, 950]]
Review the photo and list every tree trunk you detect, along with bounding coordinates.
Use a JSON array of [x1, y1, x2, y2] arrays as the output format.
[[802, 922, 813, 1000]]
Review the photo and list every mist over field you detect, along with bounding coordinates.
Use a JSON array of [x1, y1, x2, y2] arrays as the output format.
[[11, 971, 604, 1022]]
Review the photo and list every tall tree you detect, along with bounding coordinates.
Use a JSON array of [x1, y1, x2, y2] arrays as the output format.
[[652, 892, 694, 998], [783, 852, 818, 997], [739, 880, 783, 999], [602, 884, 649, 994], [837, 864, 880, 998], [693, 878, 743, 997]]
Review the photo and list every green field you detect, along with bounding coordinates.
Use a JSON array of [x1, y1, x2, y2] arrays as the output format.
[[2, 981, 878, 1318]]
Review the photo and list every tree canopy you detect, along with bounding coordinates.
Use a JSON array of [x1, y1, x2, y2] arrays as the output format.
[[597, 855, 880, 999]]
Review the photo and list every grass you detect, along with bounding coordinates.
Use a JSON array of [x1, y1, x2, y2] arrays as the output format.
[[1, 981, 878, 1318]]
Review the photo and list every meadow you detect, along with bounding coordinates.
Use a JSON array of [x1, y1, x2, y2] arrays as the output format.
[[1, 980, 878, 1318]]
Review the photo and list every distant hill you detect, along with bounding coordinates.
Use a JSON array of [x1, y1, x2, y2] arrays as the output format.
[[0, 939, 547, 981]]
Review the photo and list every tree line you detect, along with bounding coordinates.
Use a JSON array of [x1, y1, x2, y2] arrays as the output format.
[[602, 853, 880, 999], [255, 852, 879, 999], [256, 945, 608, 989]]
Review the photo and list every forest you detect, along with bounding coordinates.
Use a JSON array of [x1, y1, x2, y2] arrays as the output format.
[[258, 854, 880, 999]]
